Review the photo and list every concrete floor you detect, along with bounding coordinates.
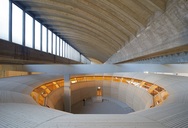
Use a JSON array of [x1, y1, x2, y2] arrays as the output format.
[[72, 97, 134, 114]]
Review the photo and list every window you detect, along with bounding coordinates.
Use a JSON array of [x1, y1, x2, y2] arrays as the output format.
[[57, 36, 60, 56], [48, 30, 52, 53], [63, 41, 65, 57], [35, 20, 41, 50], [69, 46, 71, 59], [42, 26, 47, 52], [64, 42, 67, 58], [72, 48, 80, 61], [60, 39, 63, 57], [12, 4, 23, 45], [25, 13, 33, 48], [65, 43, 69, 58], [0, 0, 9, 40], [67, 44, 70, 58], [81, 55, 90, 64], [53, 33, 56, 55]]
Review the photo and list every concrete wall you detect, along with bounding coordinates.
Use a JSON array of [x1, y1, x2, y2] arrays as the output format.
[[0, 39, 81, 64], [71, 81, 99, 111], [103, 80, 153, 111], [71, 79, 153, 112], [106, 0, 188, 63], [46, 87, 64, 111]]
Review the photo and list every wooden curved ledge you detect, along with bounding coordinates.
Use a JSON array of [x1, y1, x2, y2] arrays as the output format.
[[31, 75, 168, 110]]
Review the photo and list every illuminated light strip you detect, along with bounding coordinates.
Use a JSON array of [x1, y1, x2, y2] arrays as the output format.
[[30, 79, 64, 106], [31, 76, 168, 107]]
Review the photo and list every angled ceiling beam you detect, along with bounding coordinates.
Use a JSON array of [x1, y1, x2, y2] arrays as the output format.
[[26, 6, 128, 44], [36, 15, 124, 47]]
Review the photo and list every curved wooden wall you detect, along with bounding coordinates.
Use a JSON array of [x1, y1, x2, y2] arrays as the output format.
[[31, 75, 168, 111]]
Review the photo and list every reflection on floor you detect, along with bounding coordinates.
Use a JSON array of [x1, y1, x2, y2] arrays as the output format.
[[72, 96, 134, 114]]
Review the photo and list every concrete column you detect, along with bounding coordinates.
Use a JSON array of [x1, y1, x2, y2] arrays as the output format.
[[64, 75, 71, 112]]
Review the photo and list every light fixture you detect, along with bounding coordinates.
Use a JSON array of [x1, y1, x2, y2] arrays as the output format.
[[71, 80, 77, 84]]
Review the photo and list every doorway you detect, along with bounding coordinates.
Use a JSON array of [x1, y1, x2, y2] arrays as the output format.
[[96, 86, 102, 96]]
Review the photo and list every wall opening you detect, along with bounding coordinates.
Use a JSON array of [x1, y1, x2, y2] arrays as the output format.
[[97, 86, 102, 96]]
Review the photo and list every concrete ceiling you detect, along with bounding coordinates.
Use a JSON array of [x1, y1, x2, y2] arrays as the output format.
[[14, 0, 167, 63]]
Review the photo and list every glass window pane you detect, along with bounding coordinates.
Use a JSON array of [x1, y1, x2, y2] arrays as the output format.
[[48, 30, 52, 53], [42, 26, 47, 52], [60, 39, 62, 57], [12, 4, 23, 45], [57, 36, 60, 56], [66, 43, 68, 58], [63, 41, 65, 57], [68, 44, 70, 58], [25, 13, 33, 48], [70, 47, 72, 59], [66, 42, 68, 58], [0, 0, 9, 40], [69, 46, 71, 59], [35, 20, 41, 50], [74, 49, 80, 62], [53, 33, 56, 55], [64, 42, 67, 58]]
